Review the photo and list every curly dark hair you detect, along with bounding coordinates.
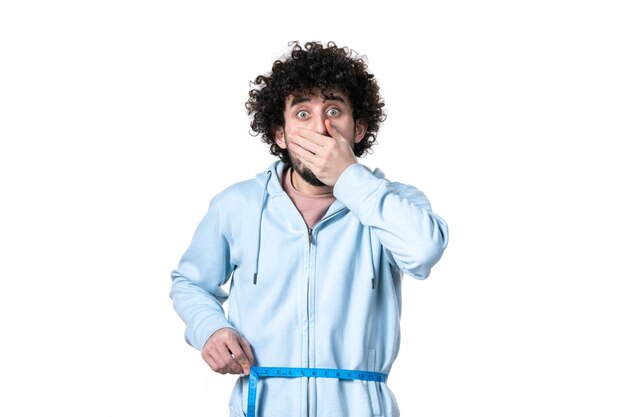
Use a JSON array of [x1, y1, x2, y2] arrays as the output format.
[[246, 41, 386, 162]]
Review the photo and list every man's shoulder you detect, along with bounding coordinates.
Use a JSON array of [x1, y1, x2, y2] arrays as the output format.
[[210, 162, 280, 209], [212, 177, 262, 207]]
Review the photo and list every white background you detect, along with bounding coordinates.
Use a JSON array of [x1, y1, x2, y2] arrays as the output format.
[[1, 1, 624, 416]]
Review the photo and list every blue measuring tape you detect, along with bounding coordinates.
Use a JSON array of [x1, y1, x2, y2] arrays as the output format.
[[247, 366, 388, 417]]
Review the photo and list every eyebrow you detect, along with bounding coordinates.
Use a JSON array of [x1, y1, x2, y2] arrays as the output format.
[[289, 95, 347, 108]]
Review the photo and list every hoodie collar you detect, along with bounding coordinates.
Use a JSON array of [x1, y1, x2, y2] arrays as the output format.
[[252, 160, 381, 290]]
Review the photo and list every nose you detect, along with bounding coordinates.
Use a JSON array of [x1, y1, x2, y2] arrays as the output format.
[[311, 114, 328, 135]]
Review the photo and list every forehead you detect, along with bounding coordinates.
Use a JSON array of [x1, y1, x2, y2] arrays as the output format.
[[285, 89, 351, 107]]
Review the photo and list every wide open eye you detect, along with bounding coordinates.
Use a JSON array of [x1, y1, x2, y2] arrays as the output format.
[[297, 110, 309, 119], [327, 108, 341, 117]]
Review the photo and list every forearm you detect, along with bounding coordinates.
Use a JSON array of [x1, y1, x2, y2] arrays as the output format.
[[333, 163, 448, 279], [170, 270, 234, 350], [170, 198, 236, 350]]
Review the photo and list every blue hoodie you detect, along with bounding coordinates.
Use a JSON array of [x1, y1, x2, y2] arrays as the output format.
[[171, 161, 448, 417]]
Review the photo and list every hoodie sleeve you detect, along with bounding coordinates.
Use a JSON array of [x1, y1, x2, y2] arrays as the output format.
[[170, 195, 236, 351], [333, 163, 448, 280]]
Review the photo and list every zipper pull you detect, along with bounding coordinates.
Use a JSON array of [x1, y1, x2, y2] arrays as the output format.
[[308, 228, 313, 245]]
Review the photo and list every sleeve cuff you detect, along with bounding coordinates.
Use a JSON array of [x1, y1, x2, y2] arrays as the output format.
[[187, 316, 235, 351], [333, 163, 384, 215]]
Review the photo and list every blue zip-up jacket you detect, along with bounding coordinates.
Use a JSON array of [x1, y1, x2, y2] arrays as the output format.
[[171, 161, 448, 416]]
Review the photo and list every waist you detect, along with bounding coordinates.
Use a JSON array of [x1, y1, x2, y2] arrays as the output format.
[[247, 366, 388, 417]]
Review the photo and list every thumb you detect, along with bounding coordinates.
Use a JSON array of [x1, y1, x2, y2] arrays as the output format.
[[239, 336, 255, 369]]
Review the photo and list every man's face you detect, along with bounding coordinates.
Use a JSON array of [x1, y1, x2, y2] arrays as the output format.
[[274, 90, 366, 186]]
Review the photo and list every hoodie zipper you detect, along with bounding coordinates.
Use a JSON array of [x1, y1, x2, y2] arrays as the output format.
[[305, 207, 345, 417], [306, 224, 314, 416]]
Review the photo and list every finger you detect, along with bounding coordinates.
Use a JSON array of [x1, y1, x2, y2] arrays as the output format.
[[226, 338, 252, 375], [204, 354, 223, 374], [289, 133, 322, 154], [239, 336, 255, 368], [289, 141, 320, 167], [216, 342, 244, 374], [296, 127, 330, 146], [324, 119, 345, 142], [203, 347, 230, 374]]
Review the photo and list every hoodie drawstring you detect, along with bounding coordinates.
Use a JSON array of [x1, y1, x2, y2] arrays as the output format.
[[251, 167, 375, 290], [253, 170, 272, 284], [367, 226, 377, 290]]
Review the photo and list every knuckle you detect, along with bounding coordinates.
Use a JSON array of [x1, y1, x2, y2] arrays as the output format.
[[215, 363, 228, 374]]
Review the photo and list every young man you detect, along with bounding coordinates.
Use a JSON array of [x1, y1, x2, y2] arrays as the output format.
[[171, 41, 448, 417]]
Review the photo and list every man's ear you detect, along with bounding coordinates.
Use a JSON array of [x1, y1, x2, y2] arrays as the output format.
[[354, 120, 367, 144], [274, 127, 287, 149]]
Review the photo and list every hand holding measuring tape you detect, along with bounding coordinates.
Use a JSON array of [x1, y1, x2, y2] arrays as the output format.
[[202, 328, 254, 375]]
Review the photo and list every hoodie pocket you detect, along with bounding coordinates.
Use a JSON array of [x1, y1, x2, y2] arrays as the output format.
[[367, 348, 382, 416]]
